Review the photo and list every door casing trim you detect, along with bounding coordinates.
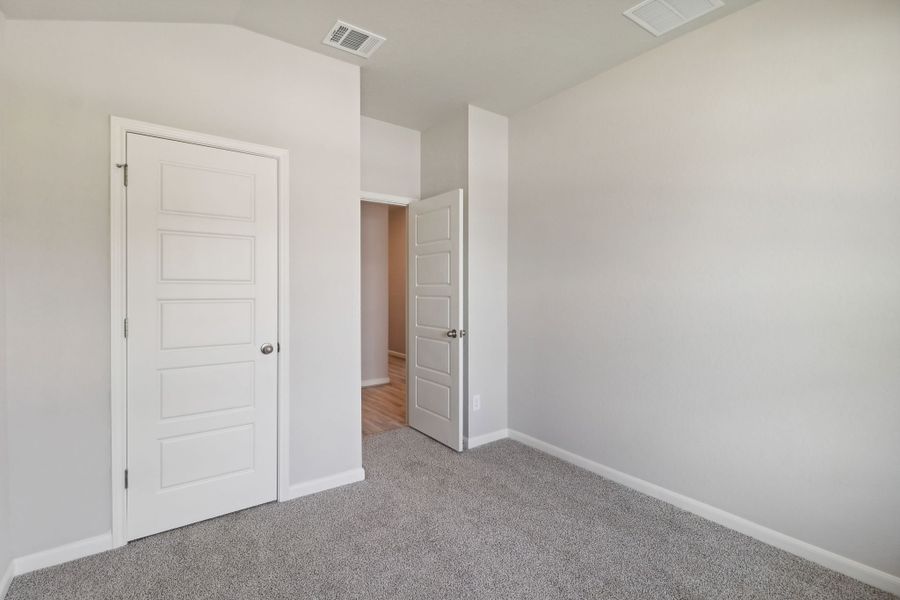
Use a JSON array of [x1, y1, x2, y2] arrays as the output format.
[[109, 116, 291, 548]]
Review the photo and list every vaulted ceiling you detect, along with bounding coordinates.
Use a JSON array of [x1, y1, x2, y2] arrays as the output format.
[[0, 0, 759, 130]]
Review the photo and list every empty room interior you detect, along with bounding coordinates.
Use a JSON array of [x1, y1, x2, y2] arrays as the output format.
[[0, 0, 898, 598]]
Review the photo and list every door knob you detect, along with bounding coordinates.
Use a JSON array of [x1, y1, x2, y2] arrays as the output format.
[[446, 329, 458, 338], [260, 343, 275, 355]]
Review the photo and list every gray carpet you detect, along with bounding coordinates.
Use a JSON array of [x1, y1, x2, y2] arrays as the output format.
[[8, 428, 894, 599]]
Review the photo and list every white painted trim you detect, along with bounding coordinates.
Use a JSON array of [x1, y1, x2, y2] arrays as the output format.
[[109, 116, 291, 547], [275, 143, 292, 506], [361, 190, 416, 206], [285, 468, 366, 500], [387, 350, 406, 359], [13, 533, 113, 576], [361, 377, 391, 388], [465, 428, 509, 449], [109, 118, 127, 549], [0, 560, 13, 600], [507, 429, 900, 596]]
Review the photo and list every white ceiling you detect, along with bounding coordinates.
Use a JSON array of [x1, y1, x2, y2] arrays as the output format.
[[0, 0, 759, 130]]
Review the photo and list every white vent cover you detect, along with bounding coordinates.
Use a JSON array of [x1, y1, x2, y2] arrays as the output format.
[[323, 20, 386, 58], [624, 0, 724, 36]]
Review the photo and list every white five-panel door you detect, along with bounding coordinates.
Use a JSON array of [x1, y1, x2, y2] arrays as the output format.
[[407, 189, 465, 451], [126, 133, 279, 540]]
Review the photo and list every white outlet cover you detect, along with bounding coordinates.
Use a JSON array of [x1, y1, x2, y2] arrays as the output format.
[[472, 395, 481, 411]]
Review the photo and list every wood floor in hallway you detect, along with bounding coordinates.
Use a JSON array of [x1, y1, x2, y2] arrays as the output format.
[[362, 354, 407, 436]]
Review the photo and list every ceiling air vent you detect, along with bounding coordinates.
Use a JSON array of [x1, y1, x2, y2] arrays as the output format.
[[323, 20, 386, 58], [624, 0, 724, 36]]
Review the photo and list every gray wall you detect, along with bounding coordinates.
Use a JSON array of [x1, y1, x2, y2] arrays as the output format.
[[361, 202, 389, 383], [388, 206, 406, 355], [421, 107, 509, 440], [1, 20, 361, 558], [0, 7, 12, 583], [509, 0, 900, 578], [466, 107, 509, 439], [361, 116, 420, 199], [421, 112, 468, 200]]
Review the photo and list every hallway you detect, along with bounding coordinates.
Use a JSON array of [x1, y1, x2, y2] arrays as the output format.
[[362, 355, 406, 436]]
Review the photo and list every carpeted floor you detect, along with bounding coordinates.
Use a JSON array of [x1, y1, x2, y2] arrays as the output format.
[[7, 428, 894, 600]]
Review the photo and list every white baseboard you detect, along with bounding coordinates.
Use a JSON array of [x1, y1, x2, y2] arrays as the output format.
[[0, 559, 13, 600], [13, 532, 113, 576], [507, 429, 900, 596], [6, 467, 365, 582], [465, 428, 510, 449], [388, 350, 406, 359], [7, 437, 896, 597], [285, 467, 366, 501], [361, 378, 390, 388]]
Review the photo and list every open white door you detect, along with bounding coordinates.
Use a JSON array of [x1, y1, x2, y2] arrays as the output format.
[[407, 189, 465, 451], [125, 133, 279, 540]]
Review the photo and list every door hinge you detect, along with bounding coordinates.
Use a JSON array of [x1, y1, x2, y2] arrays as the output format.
[[123, 318, 128, 338], [116, 163, 128, 187], [124, 469, 129, 489]]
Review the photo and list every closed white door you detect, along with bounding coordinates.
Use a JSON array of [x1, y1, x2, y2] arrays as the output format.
[[126, 133, 279, 540], [407, 189, 465, 451]]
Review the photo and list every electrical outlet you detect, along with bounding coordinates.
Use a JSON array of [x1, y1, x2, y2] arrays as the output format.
[[472, 395, 481, 411]]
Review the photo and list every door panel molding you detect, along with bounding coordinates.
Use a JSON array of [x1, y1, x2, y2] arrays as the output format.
[[109, 116, 290, 548]]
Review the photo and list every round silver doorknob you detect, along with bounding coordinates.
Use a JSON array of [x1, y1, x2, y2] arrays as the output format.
[[446, 329, 458, 338], [260, 343, 275, 355]]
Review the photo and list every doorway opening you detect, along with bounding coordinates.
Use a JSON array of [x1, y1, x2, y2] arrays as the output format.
[[360, 189, 465, 450], [361, 200, 408, 436]]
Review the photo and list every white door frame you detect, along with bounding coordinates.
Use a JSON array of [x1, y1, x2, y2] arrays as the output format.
[[361, 190, 415, 207], [109, 116, 291, 548]]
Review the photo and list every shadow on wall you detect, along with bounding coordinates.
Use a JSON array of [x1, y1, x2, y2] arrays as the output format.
[[388, 205, 406, 357]]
